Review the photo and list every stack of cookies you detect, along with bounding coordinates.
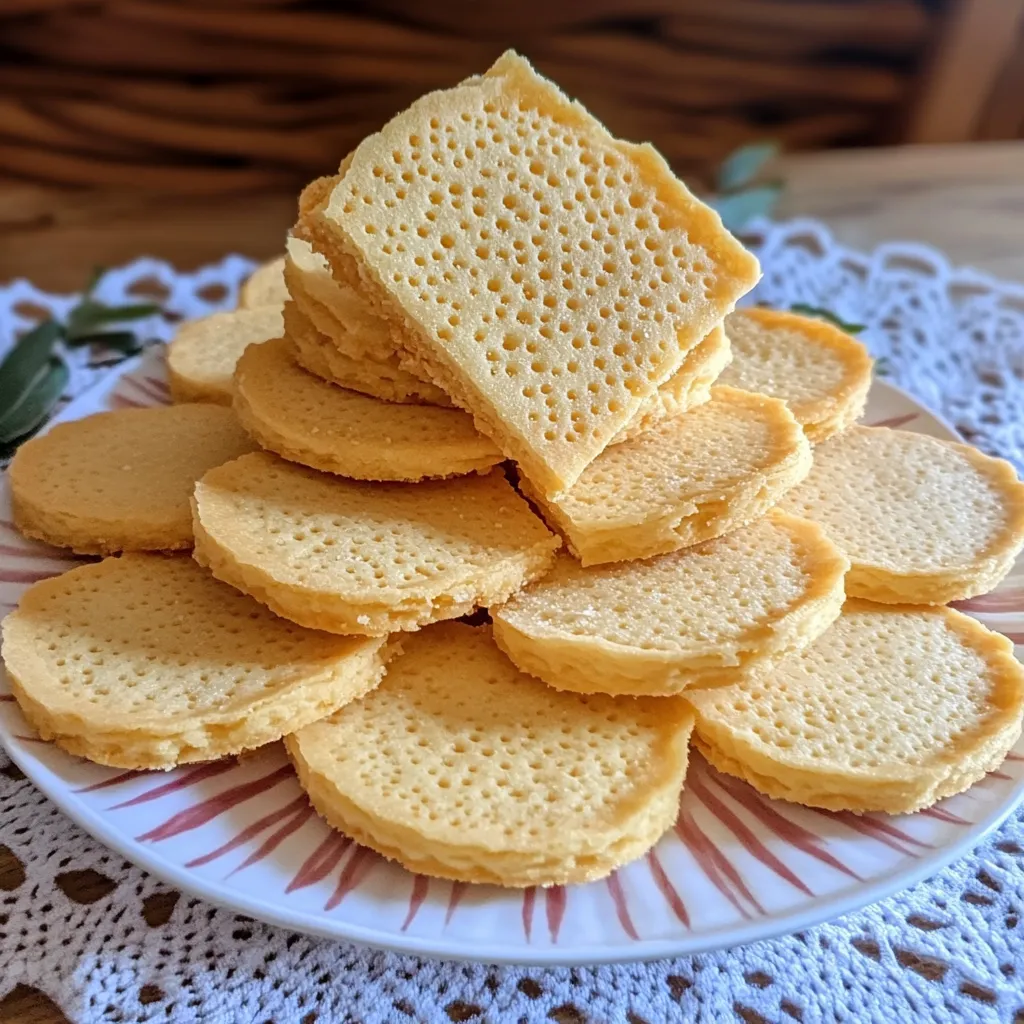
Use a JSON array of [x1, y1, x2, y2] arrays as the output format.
[[5, 52, 1024, 888]]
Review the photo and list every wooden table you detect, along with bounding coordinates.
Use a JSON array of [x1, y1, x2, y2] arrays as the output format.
[[2, 138, 1024, 1024], [1, 141, 1023, 295]]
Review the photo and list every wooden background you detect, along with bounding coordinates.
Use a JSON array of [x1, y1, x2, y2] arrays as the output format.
[[0, 0, 1022, 196]]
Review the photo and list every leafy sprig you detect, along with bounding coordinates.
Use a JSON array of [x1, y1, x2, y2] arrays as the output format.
[[783, 303, 890, 374], [708, 142, 783, 232], [788, 303, 866, 335], [0, 269, 161, 457]]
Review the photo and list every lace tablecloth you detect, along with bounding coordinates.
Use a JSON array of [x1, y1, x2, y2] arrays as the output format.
[[2, 221, 1024, 1023]]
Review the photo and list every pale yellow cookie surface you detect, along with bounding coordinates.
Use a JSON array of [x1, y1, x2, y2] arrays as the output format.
[[492, 513, 848, 696], [192, 452, 559, 634], [522, 386, 811, 565], [719, 307, 873, 442], [238, 256, 288, 309], [1, 554, 390, 769], [316, 52, 759, 499], [779, 426, 1024, 603], [612, 324, 731, 443], [233, 338, 502, 480], [686, 601, 1024, 814], [9, 404, 257, 555], [284, 300, 451, 407], [287, 622, 694, 887], [168, 307, 283, 405]]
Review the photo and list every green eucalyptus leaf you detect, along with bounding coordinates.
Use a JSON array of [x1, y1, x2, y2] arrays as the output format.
[[717, 141, 780, 192], [0, 356, 69, 445], [0, 319, 62, 415], [64, 298, 106, 340], [709, 184, 781, 232], [789, 303, 866, 334], [91, 302, 160, 322], [65, 300, 159, 342]]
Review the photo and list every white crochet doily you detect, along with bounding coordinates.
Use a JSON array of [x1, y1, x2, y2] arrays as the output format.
[[2, 220, 1024, 1023]]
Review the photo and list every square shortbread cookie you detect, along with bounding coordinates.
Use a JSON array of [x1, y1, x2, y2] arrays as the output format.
[[318, 51, 760, 498]]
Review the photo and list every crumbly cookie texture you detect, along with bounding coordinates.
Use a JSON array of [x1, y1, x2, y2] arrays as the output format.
[[238, 256, 288, 310], [1, 554, 391, 769], [192, 452, 559, 635], [287, 622, 694, 886], [686, 601, 1024, 814], [492, 513, 848, 696], [233, 337, 502, 481], [9, 404, 257, 554], [720, 306, 873, 442], [168, 307, 284, 405], [779, 426, 1024, 603], [314, 51, 759, 498], [522, 386, 811, 565]]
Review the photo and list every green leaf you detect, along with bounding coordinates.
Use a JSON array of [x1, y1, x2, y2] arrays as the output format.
[[874, 356, 892, 377], [64, 298, 105, 340], [0, 319, 62, 414], [65, 300, 159, 342], [789, 303, 866, 334], [717, 141, 780, 193], [0, 356, 69, 446], [708, 184, 781, 232], [91, 302, 159, 322]]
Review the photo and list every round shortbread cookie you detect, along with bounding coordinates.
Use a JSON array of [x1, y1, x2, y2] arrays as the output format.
[[1, 554, 391, 769], [238, 256, 288, 309], [192, 452, 560, 634], [492, 513, 848, 696], [9, 405, 257, 555], [284, 298, 452, 407], [168, 307, 284, 405], [521, 386, 812, 565], [686, 601, 1024, 814], [286, 622, 694, 887], [719, 308, 873, 442], [778, 426, 1024, 603], [233, 338, 502, 480], [612, 324, 732, 444]]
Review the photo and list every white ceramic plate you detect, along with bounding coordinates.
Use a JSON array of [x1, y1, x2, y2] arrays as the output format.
[[1, 351, 1022, 965]]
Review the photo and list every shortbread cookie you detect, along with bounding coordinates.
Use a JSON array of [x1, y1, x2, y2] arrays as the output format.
[[289, 283, 726, 435], [286, 235, 450, 405], [9, 405, 257, 555], [233, 338, 502, 480], [612, 323, 731, 443], [1, 554, 391, 769], [686, 601, 1024, 814], [492, 514, 848, 696], [286, 622, 694, 886], [284, 300, 452, 407], [719, 307, 873, 442], [294, 173, 728, 428], [779, 426, 1024, 603], [522, 386, 811, 565], [314, 51, 760, 498], [168, 307, 284, 405], [238, 255, 288, 309], [192, 453, 559, 634]]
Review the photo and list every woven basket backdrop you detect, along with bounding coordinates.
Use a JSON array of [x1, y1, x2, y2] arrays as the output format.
[[0, 0, 949, 194]]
